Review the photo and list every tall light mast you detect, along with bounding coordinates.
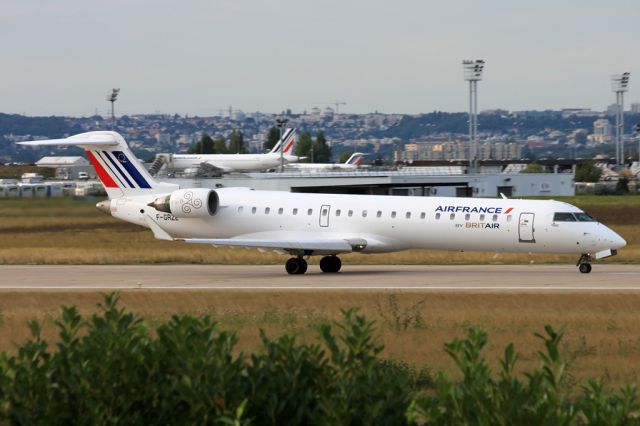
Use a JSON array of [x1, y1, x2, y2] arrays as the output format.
[[106, 88, 120, 130], [462, 60, 484, 174], [276, 117, 289, 173], [611, 72, 630, 166]]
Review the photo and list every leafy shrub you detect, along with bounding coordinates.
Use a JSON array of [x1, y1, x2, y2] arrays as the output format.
[[0, 294, 638, 424]]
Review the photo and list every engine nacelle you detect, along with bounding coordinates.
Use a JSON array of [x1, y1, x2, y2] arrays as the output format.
[[149, 188, 218, 218]]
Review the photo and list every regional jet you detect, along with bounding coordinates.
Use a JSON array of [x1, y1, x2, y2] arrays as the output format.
[[20, 132, 626, 275], [169, 128, 301, 173], [284, 153, 367, 171]]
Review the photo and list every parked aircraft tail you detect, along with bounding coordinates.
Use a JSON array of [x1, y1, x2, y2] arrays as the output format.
[[345, 152, 366, 166], [269, 128, 297, 154], [19, 131, 178, 199]]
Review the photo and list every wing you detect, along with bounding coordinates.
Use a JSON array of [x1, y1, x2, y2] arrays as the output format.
[[177, 237, 367, 255]]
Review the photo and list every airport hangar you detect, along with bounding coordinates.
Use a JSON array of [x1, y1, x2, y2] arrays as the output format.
[[163, 166, 575, 198]]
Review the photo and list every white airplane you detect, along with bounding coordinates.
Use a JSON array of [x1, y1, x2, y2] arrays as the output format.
[[20, 131, 626, 275], [169, 128, 301, 173], [284, 153, 367, 171]]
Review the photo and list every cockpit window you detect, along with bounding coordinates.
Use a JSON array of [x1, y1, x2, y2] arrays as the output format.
[[575, 212, 596, 222], [553, 212, 577, 222]]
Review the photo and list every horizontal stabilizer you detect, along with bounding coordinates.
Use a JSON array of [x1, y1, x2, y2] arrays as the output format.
[[18, 135, 118, 147]]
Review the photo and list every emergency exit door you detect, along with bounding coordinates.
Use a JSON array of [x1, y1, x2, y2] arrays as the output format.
[[319, 205, 331, 227], [518, 212, 535, 243]]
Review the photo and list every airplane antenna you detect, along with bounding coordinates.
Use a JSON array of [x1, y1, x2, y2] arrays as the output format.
[[500, 193, 508, 199]]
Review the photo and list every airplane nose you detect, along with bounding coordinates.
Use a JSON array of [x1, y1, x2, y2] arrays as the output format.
[[613, 233, 627, 250], [607, 228, 626, 250]]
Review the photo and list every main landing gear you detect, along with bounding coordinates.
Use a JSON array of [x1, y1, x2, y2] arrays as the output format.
[[319, 255, 341, 273], [285, 257, 307, 275], [285, 255, 342, 274], [577, 254, 592, 274]]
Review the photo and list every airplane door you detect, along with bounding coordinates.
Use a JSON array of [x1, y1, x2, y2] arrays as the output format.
[[319, 205, 331, 227], [518, 212, 535, 243]]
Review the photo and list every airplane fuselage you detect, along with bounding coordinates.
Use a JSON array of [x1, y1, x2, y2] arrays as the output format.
[[112, 190, 625, 256], [170, 154, 297, 172]]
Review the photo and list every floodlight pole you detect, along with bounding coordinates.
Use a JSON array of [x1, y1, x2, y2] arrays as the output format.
[[276, 117, 289, 173], [106, 88, 120, 131], [611, 73, 630, 166], [462, 60, 484, 174], [635, 123, 640, 164]]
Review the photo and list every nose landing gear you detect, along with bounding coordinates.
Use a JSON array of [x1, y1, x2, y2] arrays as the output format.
[[577, 254, 592, 274]]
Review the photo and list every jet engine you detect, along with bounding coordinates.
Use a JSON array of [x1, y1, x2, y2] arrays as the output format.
[[149, 188, 218, 218]]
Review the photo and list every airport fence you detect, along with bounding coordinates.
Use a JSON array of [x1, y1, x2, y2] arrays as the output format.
[[0, 294, 637, 425]]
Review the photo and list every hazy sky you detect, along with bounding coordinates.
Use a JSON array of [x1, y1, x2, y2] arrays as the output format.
[[2, 0, 639, 116]]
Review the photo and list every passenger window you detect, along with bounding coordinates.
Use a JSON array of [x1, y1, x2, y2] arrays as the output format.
[[406, 212, 411, 219], [322, 209, 328, 216], [377, 211, 382, 218], [362, 210, 368, 218], [492, 214, 498, 222], [265, 207, 270, 214], [336, 209, 341, 217], [553, 213, 577, 222], [348, 210, 353, 217], [420, 212, 426, 219], [293, 208, 298, 215], [278, 208, 283, 215], [391, 211, 397, 218], [465, 213, 470, 221], [479, 214, 485, 221], [450, 213, 455, 220], [436, 213, 441, 220], [307, 209, 313, 216], [238, 206, 243, 213], [252, 207, 257, 214]]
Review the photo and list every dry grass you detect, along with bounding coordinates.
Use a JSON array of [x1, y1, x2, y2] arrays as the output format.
[[0, 197, 638, 265], [1, 291, 639, 388]]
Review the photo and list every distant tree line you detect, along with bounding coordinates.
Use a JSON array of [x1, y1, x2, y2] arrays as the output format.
[[188, 130, 246, 154]]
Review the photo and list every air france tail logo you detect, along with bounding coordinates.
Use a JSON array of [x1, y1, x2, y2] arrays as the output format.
[[436, 205, 513, 214], [85, 149, 151, 189]]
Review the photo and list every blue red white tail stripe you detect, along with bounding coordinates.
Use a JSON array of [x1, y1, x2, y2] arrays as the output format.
[[85, 149, 151, 190], [113, 151, 152, 188]]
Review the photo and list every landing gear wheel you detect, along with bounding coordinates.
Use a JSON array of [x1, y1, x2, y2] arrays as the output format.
[[579, 263, 592, 274], [576, 254, 593, 274], [320, 255, 342, 273], [285, 257, 308, 275]]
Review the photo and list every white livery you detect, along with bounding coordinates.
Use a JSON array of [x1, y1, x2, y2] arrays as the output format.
[[169, 128, 301, 173], [284, 153, 366, 171], [20, 132, 626, 275]]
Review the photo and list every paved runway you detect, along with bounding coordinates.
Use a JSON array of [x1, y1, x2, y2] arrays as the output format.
[[0, 264, 639, 291]]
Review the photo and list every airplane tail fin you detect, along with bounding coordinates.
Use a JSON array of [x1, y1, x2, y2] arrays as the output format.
[[269, 128, 297, 154], [345, 152, 366, 166], [19, 131, 178, 199]]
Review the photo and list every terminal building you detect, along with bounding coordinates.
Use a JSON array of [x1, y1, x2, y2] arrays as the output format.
[[165, 166, 575, 198]]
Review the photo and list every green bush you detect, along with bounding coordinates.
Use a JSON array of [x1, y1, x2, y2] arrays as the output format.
[[0, 294, 638, 425]]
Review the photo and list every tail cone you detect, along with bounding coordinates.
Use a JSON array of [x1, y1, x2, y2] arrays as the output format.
[[96, 200, 111, 215]]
